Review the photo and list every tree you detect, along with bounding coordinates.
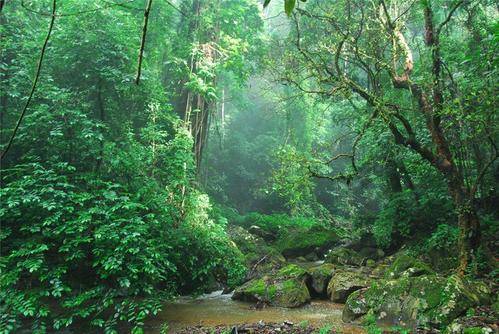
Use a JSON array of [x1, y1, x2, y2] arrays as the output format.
[[272, 0, 497, 274]]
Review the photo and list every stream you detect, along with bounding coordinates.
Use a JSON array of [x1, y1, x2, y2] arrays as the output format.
[[145, 290, 365, 333]]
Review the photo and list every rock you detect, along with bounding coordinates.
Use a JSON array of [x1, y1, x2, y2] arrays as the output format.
[[308, 263, 335, 296], [343, 274, 492, 328], [228, 224, 287, 281], [304, 252, 319, 262], [358, 247, 385, 260], [228, 225, 266, 255], [446, 310, 498, 334], [342, 288, 369, 322], [245, 248, 286, 281], [327, 269, 370, 302], [324, 247, 365, 267], [384, 253, 434, 279], [233, 264, 311, 308], [248, 225, 275, 241], [274, 225, 338, 258], [371, 263, 389, 278], [429, 275, 491, 325]]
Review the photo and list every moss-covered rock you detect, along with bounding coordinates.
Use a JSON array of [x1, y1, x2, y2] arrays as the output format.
[[446, 313, 497, 334], [358, 247, 385, 260], [248, 225, 276, 241], [428, 275, 491, 325], [228, 225, 266, 255], [232, 264, 311, 308], [324, 247, 365, 267], [228, 225, 287, 280], [244, 248, 286, 281], [341, 274, 492, 328], [327, 269, 369, 302], [272, 278, 311, 307], [308, 263, 335, 296], [384, 253, 434, 279], [342, 288, 369, 322], [274, 226, 338, 258]]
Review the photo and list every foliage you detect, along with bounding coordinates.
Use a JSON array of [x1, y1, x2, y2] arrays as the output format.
[[0, 162, 172, 333]]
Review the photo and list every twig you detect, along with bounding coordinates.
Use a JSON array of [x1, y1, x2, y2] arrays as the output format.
[[135, 0, 153, 85], [165, 0, 186, 16], [1, 0, 57, 160], [438, 0, 466, 34]]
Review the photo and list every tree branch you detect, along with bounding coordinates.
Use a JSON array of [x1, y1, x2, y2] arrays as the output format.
[[437, 0, 466, 35], [1, 0, 57, 160], [135, 0, 153, 85]]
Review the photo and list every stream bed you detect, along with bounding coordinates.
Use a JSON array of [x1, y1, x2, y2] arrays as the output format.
[[145, 290, 365, 333]]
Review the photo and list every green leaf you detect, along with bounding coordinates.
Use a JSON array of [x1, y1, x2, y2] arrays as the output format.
[[284, 0, 296, 15]]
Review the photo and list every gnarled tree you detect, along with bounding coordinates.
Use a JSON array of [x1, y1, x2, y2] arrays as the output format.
[[274, 0, 497, 274]]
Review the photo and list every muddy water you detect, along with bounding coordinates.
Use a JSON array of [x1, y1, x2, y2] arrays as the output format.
[[145, 290, 365, 334]]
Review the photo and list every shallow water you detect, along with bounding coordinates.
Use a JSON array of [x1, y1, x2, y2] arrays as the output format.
[[145, 290, 365, 333]]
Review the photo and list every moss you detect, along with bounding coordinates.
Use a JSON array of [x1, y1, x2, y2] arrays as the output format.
[[267, 284, 277, 299], [384, 253, 434, 279], [343, 288, 369, 322], [409, 275, 445, 310], [277, 264, 308, 279], [274, 278, 310, 307], [463, 327, 486, 334], [327, 270, 370, 302], [366, 259, 376, 267], [325, 247, 365, 266], [233, 265, 311, 307], [308, 263, 335, 296], [310, 263, 335, 276], [245, 278, 267, 297], [274, 228, 338, 258], [346, 274, 492, 328], [430, 275, 491, 325]]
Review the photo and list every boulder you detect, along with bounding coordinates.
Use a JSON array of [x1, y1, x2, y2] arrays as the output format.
[[342, 288, 369, 322], [228, 225, 287, 280], [245, 248, 286, 281], [248, 225, 275, 241], [304, 252, 319, 262], [232, 264, 311, 308], [384, 253, 434, 279], [341, 274, 491, 328], [446, 315, 497, 334], [324, 247, 365, 267], [327, 269, 370, 302], [274, 226, 338, 258], [358, 247, 385, 260], [429, 275, 491, 325], [308, 263, 335, 296]]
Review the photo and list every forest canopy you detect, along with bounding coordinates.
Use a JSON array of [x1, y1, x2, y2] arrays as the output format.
[[0, 0, 497, 333]]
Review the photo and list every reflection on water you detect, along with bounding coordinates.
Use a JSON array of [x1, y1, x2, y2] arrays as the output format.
[[145, 290, 365, 333]]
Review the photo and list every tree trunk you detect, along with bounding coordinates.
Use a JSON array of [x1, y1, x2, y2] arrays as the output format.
[[447, 173, 481, 275]]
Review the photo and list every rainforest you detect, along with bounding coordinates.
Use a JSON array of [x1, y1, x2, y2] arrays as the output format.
[[0, 0, 497, 333]]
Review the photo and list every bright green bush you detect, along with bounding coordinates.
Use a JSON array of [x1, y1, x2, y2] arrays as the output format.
[[0, 162, 174, 333]]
